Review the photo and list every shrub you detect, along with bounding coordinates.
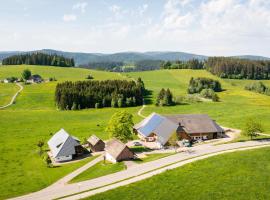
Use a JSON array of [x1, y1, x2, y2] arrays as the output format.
[[188, 77, 222, 94], [245, 82, 268, 95], [86, 75, 94, 79], [95, 102, 101, 109], [200, 89, 219, 102]]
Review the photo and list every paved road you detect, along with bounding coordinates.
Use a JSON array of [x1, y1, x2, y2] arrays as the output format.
[[10, 139, 270, 200], [0, 83, 23, 109], [51, 156, 103, 186], [64, 144, 270, 200]]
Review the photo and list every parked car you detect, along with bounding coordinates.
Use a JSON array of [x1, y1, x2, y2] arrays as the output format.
[[133, 141, 142, 146]]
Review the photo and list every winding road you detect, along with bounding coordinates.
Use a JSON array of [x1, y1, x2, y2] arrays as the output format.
[[10, 139, 270, 200], [0, 83, 23, 109]]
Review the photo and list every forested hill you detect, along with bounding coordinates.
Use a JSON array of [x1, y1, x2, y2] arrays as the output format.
[[2, 53, 75, 67], [0, 49, 208, 66]]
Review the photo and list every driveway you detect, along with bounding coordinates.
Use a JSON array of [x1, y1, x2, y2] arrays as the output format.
[[10, 139, 270, 200]]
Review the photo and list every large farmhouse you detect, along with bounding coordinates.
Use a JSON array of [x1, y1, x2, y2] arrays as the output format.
[[134, 113, 224, 149], [167, 114, 224, 140], [133, 113, 178, 149], [48, 129, 83, 162], [105, 139, 135, 163]]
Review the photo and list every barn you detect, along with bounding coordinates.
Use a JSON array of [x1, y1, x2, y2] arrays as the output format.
[[87, 135, 105, 152], [105, 139, 135, 163]]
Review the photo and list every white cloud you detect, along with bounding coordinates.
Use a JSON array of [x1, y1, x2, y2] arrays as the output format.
[[144, 0, 270, 56], [72, 2, 88, 13], [62, 14, 77, 22], [138, 4, 148, 16], [109, 5, 121, 14]]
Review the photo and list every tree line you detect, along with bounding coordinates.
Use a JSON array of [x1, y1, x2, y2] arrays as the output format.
[[160, 59, 204, 70], [55, 78, 145, 110], [205, 57, 270, 80], [2, 52, 75, 67]]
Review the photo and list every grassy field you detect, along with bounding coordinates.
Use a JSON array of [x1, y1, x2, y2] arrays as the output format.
[[0, 83, 19, 106], [1, 66, 270, 199], [127, 69, 270, 132], [86, 147, 270, 200], [0, 65, 140, 199], [69, 161, 125, 183]]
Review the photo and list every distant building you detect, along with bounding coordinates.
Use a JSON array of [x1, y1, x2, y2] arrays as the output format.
[[3, 79, 10, 83], [105, 139, 134, 163], [133, 113, 178, 149], [87, 135, 105, 152], [27, 74, 42, 83], [48, 129, 83, 162]]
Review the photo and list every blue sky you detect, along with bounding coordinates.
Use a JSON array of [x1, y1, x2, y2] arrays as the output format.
[[0, 0, 270, 56]]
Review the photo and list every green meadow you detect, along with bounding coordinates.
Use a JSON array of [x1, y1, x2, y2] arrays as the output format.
[[1, 65, 270, 199], [0, 83, 19, 106], [87, 147, 270, 200]]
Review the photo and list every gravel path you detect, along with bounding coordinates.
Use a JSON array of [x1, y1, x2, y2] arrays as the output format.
[[0, 83, 23, 109], [137, 105, 146, 118]]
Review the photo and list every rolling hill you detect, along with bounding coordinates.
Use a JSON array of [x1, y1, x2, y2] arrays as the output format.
[[1, 49, 269, 67]]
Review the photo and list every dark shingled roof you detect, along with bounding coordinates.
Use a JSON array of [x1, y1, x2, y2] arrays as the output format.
[[105, 139, 132, 159], [87, 135, 102, 146], [166, 114, 224, 134]]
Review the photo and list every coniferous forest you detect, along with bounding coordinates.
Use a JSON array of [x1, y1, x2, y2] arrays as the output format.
[[2, 52, 75, 67], [55, 79, 145, 110], [205, 57, 270, 79]]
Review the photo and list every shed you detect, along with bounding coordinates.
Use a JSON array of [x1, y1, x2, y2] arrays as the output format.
[[87, 135, 105, 152], [105, 139, 134, 163]]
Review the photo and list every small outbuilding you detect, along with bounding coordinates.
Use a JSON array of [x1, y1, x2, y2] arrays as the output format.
[[48, 128, 83, 162], [105, 139, 135, 163], [87, 135, 105, 152]]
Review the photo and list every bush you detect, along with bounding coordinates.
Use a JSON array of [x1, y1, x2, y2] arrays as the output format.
[[188, 77, 222, 94], [200, 89, 219, 102], [245, 82, 268, 95], [43, 155, 52, 168], [86, 75, 94, 79], [95, 102, 101, 109]]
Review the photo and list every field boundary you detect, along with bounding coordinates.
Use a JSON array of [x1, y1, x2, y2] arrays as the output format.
[[0, 83, 23, 109]]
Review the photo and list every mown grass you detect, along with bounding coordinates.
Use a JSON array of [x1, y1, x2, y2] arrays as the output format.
[[127, 69, 270, 133], [1, 66, 270, 199], [69, 161, 125, 183], [0, 65, 139, 199], [86, 147, 270, 200]]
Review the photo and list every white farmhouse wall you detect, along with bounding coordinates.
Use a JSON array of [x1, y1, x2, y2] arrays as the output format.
[[55, 155, 72, 162], [105, 152, 117, 163]]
